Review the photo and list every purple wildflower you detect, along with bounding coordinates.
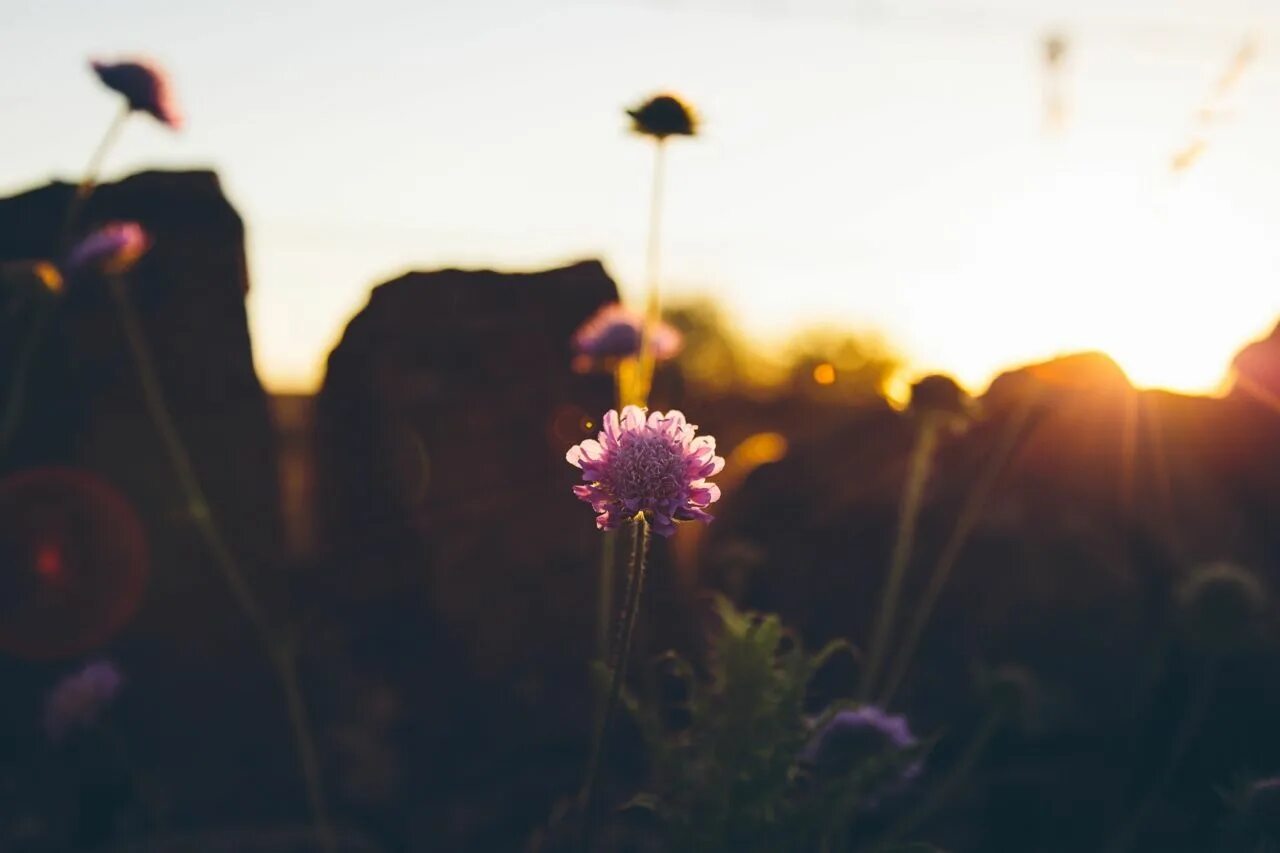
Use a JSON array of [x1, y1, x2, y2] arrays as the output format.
[[572, 303, 682, 366], [44, 661, 123, 741], [90, 58, 183, 129], [65, 222, 151, 276], [800, 706, 922, 783], [567, 406, 723, 537]]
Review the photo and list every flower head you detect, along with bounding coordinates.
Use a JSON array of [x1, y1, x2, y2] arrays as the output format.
[[800, 706, 921, 783], [1175, 561, 1267, 657], [65, 222, 151, 276], [627, 93, 698, 139], [90, 58, 183, 129], [572, 302, 682, 369], [909, 374, 974, 418], [567, 406, 723, 537], [45, 660, 123, 741]]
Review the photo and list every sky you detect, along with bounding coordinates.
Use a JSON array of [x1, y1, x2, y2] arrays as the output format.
[[6, 0, 1280, 394]]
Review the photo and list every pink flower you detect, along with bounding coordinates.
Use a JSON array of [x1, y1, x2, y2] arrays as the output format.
[[44, 661, 123, 741], [65, 222, 151, 275], [90, 58, 183, 129], [567, 406, 723, 537], [572, 303, 682, 370]]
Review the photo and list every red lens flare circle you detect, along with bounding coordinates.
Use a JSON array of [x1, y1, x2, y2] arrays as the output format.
[[0, 468, 148, 660]]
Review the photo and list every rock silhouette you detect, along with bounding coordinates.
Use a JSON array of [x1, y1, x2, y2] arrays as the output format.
[[0, 171, 302, 838], [705, 346, 1280, 852], [313, 260, 619, 849]]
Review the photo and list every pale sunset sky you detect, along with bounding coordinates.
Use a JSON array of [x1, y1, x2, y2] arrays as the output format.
[[5, 0, 1280, 394]]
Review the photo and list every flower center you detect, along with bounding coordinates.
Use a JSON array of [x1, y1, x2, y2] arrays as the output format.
[[606, 430, 686, 507]]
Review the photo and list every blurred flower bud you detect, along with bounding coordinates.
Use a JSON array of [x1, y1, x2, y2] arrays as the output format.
[[90, 58, 183, 129], [909, 373, 977, 430], [627, 93, 699, 139], [1175, 562, 1267, 657], [64, 222, 151, 277]]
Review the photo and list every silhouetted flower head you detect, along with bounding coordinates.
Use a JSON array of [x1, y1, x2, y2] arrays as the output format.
[[65, 222, 151, 276], [45, 661, 122, 741], [567, 406, 723, 537], [909, 374, 975, 419], [627, 94, 698, 139], [800, 706, 921, 784], [90, 58, 183, 129], [572, 303, 682, 368], [1175, 561, 1267, 657]]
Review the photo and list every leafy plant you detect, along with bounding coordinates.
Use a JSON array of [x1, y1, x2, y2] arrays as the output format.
[[620, 596, 931, 853]]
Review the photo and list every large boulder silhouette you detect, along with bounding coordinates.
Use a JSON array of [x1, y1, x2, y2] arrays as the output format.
[[314, 260, 618, 849], [0, 171, 303, 840], [706, 345, 1280, 852]]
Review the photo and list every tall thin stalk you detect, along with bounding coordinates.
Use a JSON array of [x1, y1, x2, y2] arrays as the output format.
[[60, 104, 131, 250], [1103, 663, 1217, 853], [581, 516, 652, 850], [0, 299, 55, 460], [860, 413, 941, 700], [107, 277, 335, 852], [595, 530, 618, 673], [878, 395, 1038, 708], [632, 140, 667, 408], [2, 105, 133, 465]]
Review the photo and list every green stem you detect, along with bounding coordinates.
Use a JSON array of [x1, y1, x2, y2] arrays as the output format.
[[595, 529, 618, 709], [634, 140, 667, 407], [860, 414, 940, 700], [0, 298, 55, 461], [878, 395, 1037, 708], [60, 104, 131, 251], [1103, 663, 1217, 853], [581, 516, 651, 851], [108, 277, 335, 852]]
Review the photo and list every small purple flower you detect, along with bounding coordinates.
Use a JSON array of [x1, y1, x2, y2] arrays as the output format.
[[65, 222, 151, 275], [800, 706, 921, 783], [572, 303, 682, 365], [567, 406, 723, 537], [90, 58, 183, 129], [45, 661, 123, 741]]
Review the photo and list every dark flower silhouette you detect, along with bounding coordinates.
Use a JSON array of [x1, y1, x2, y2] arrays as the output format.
[[91, 58, 183, 129], [1175, 561, 1267, 657], [627, 93, 698, 139]]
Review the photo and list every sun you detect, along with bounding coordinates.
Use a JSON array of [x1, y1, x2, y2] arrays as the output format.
[[945, 166, 1280, 397]]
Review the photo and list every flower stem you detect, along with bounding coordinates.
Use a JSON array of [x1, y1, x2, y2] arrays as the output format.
[[878, 394, 1038, 708], [860, 413, 940, 700], [581, 516, 651, 851], [107, 277, 335, 852], [595, 529, 618, 676], [634, 140, 667, 407], [1103, 662, 1217, 853], [0, 298, 55, 461], [60, 104, 131, 252]]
